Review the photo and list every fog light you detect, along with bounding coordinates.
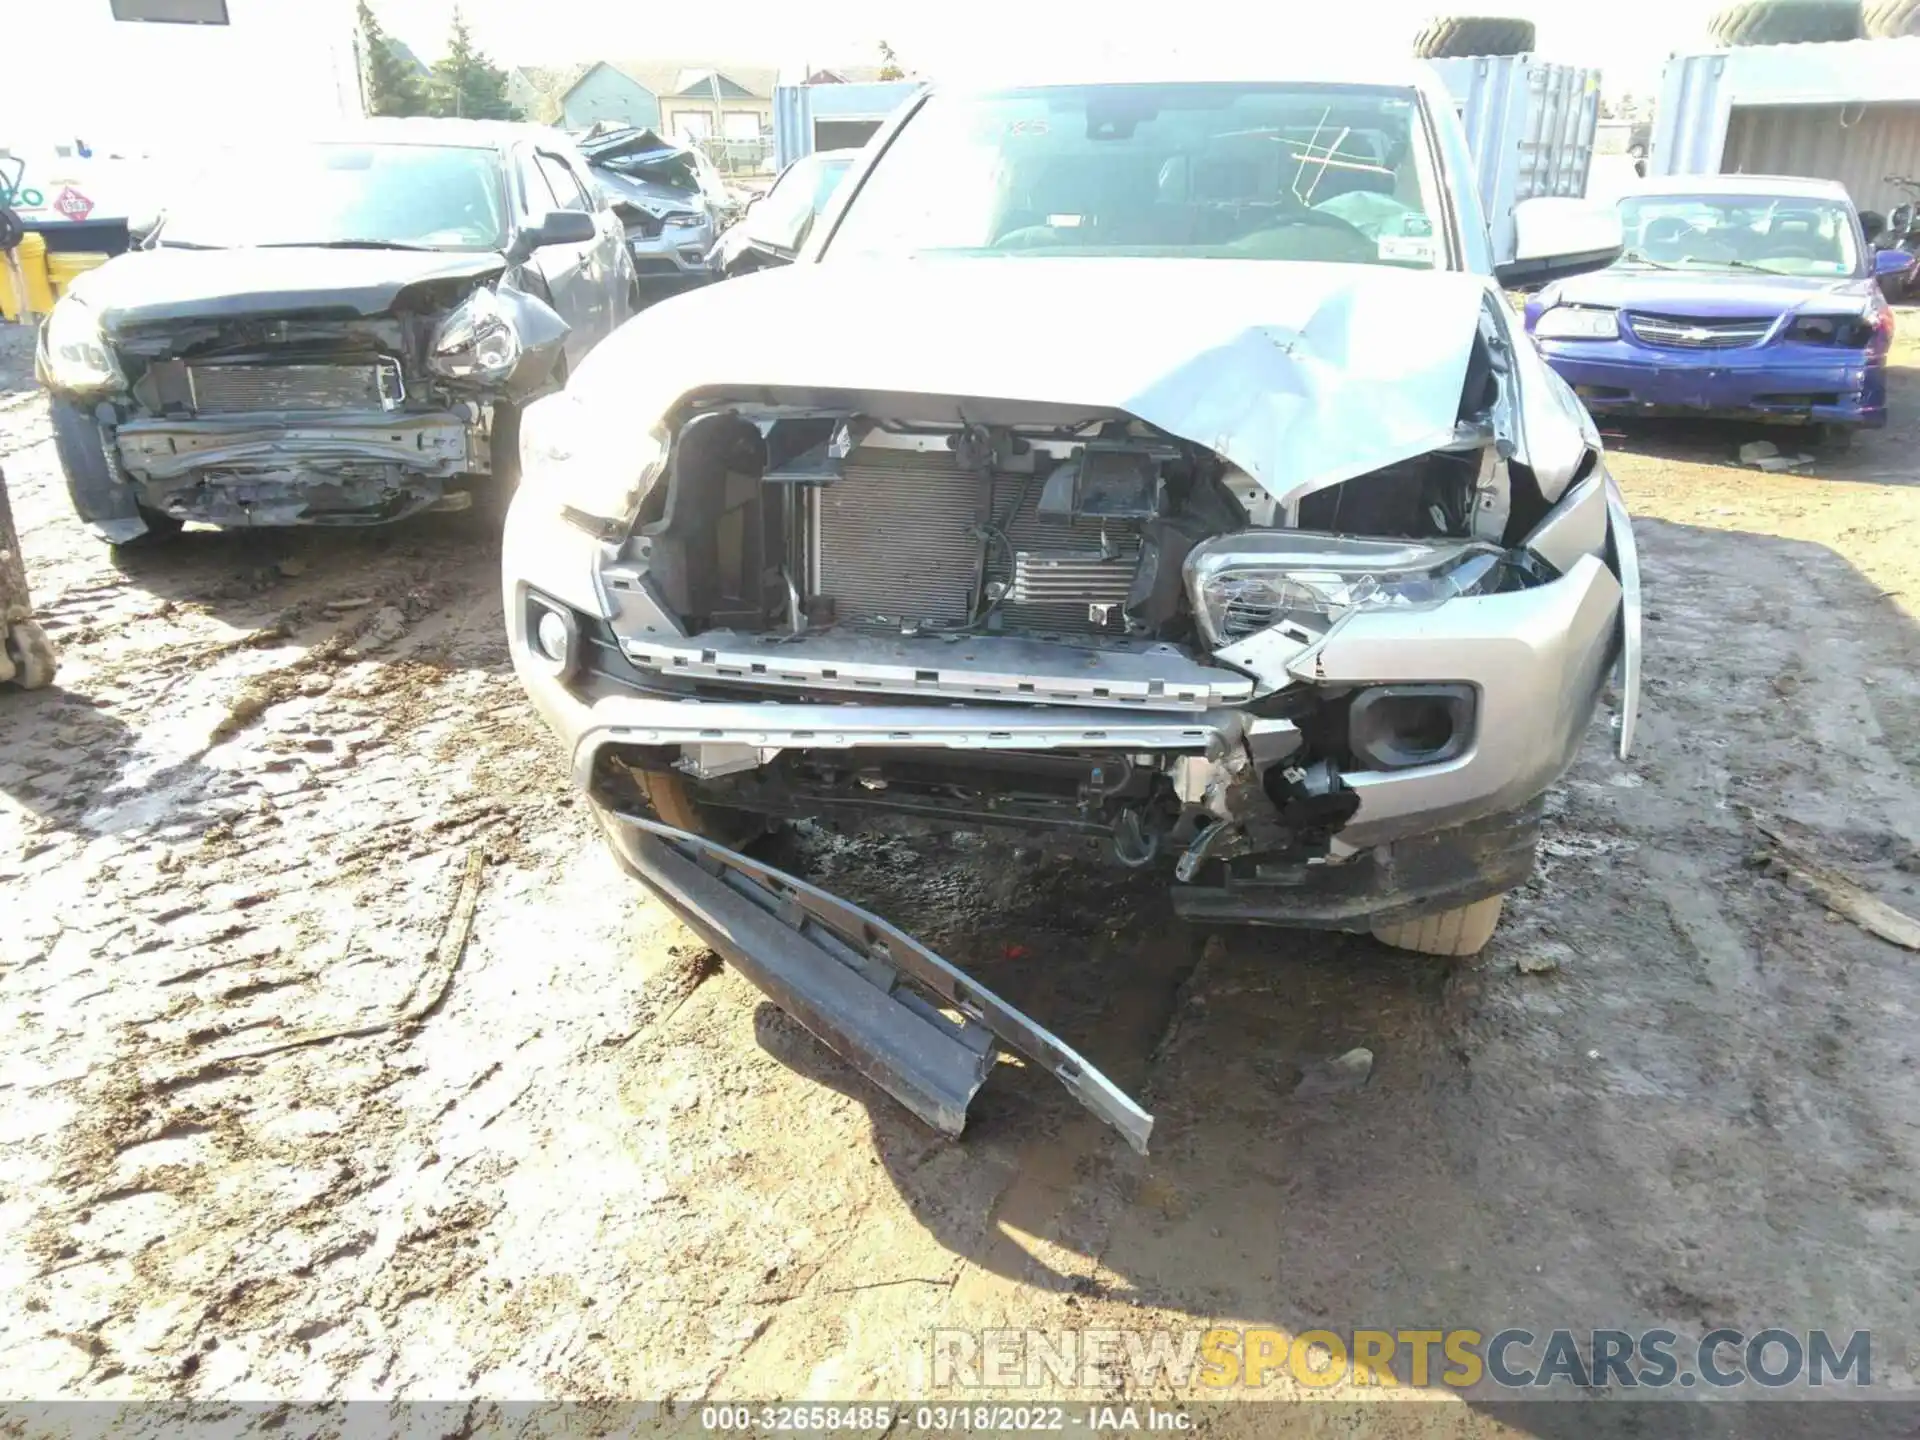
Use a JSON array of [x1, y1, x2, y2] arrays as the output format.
[[1348, 684, 1475, 771], [534, 608, 571, 664]]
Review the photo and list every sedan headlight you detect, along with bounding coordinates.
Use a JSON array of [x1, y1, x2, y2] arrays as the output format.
[[43, 298, 124, 391], [1185, 534, 1504, 646], [1534, 305, 1620, 341], [518, 390, 668, 539], [662, 211, 705, 230], [429, 289, 522, 380]]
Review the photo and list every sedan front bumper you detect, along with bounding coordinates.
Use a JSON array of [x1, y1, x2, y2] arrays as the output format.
[[1537, 338, 1886, 427]]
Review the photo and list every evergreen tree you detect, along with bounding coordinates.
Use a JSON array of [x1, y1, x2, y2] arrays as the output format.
[[427, 9, 522, 121], [358, 0, 425, 117]]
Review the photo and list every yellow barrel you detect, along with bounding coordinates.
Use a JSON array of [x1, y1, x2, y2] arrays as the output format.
[[46, 250, 110, 297], [0, 231, 57, 321]]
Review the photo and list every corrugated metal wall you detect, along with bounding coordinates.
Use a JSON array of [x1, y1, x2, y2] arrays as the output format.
[[1426, 56, 1600, 264], [1721, 103, 1920, 215]]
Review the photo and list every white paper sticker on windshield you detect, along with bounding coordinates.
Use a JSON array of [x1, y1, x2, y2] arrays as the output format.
[[1378, 235, 1435, 263]]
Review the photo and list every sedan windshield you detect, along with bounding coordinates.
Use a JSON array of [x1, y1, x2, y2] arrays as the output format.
[[825, 83, 1445, 268], [157, 142, 508, 251], [1617, 194, 1861, 276]]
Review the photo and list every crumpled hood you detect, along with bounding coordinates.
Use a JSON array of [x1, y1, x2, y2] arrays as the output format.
[[593, 168, 701, 218], [71, 245, 506, 331], [1546, 267, 1875, 315], [569, 257, 1495, 499]]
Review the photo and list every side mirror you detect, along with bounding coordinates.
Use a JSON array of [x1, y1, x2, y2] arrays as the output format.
[[1873, 246, 1911, 277], [1495, 197, 1624, 289], [520, 209, 597, 253]]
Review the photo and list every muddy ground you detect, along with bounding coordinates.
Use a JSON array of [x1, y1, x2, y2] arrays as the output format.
[[2, 315, 1918, 1434]]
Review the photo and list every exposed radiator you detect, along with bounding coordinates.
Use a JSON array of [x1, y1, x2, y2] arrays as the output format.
[[817, 446, 1140, 636], [189, 360, 403, 415]]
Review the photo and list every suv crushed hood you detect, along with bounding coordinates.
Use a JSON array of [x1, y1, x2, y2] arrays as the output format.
[[71, 246, 508, 330], [570, 257, 1496, 500]]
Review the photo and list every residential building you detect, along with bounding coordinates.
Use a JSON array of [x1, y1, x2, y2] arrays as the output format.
[[518, 61, 780, 146]]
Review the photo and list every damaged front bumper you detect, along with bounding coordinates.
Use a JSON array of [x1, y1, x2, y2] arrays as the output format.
[[58, 404, 489, 538], [504, 467, 1639, 1149], [599, 810, 1154, 1150]]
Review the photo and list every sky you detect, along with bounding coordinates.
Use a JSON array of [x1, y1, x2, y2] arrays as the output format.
[[371, 0, 1723, 99]]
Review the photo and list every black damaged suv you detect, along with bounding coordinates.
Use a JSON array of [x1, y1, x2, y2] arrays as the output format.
[[38, 119, 635, 541]]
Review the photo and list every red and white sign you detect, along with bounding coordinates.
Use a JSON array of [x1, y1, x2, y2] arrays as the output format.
[[52, 187, 94, 221]]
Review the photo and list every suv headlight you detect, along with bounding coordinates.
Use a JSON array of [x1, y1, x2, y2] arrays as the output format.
[[519, 390, 667, 539], [43, 298, 124, 391], [1185, 534, 1504, 646], [429, 289, 522, 379], [1535, 305, 1619, 341]]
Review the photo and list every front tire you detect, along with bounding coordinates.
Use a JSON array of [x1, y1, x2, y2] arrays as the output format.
[[1372, 894, 1507, 957], [471, 400, 523, 525]]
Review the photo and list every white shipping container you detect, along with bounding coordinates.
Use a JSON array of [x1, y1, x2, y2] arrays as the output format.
[[1652, 38, 1920, 215], [1425, 55, 1602, 266]]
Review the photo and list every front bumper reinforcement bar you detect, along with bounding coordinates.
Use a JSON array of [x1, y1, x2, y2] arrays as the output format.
[[603, 812, 1154, 1153]]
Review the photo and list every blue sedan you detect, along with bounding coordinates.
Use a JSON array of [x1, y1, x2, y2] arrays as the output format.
[[1524, 174, 1901, 436]]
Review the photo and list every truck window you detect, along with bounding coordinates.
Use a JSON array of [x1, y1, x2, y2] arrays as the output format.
[[826, 82, 1446, 269]]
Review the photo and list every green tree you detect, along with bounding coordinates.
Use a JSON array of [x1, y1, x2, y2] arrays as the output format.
[[876, 40, 905, 81], [427, 8, 521, 121], [358, 0, 425, 117]]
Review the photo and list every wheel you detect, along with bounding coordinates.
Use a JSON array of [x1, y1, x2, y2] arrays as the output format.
[[1863, 0, 1920, 36], [1411, 15, 1538, 57], [1708, 0, 1860, 46], [3, 619, 56, 690], [470, 400, 523, 525], [1371, 895, 1507, 957], [633, 768, 776, 851]]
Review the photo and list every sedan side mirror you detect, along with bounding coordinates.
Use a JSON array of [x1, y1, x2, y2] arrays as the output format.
[[1873, 246, 1912, 277], [1495, 196, 1624, 290]]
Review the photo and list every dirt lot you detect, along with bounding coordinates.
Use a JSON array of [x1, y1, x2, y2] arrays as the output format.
[[2, 314, 1918, 1430]]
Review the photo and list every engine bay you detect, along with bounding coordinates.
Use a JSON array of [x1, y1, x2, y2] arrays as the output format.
[[631, 399, 1506, 652]]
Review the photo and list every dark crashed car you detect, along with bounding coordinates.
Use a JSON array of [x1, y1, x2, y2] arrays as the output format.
[[38, 120, 635, 542]]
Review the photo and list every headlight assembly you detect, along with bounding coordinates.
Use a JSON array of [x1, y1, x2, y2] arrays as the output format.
[[1184, 533, 1504, 646], [1534, 305, 1619, 341], [518, 390, 668, 540], [43, 298, 124, 391], [429, 289, 522, 380]]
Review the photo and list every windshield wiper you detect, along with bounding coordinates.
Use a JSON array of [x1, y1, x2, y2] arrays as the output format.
[[256, 239, 439, 251], [1618, 250, 1678, 270]]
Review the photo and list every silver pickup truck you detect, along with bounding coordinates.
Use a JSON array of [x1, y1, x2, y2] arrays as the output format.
[[501, 62, 1642, 1153]]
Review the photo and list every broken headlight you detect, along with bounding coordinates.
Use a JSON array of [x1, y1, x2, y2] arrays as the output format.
[[42, 298, 124, 391], [429, 289, 522, 380], [1184, 534, 1504, 646], [518, 390, 668, 539]]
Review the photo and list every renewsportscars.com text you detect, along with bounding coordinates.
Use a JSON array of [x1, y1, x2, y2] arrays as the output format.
[[931, 1327, 1873, 1392]]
